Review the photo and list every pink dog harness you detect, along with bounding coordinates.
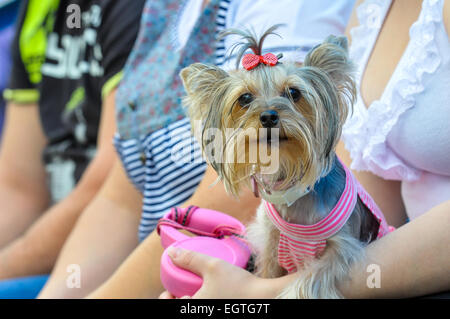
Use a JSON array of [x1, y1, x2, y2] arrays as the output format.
[[264, 160, 394, 273]]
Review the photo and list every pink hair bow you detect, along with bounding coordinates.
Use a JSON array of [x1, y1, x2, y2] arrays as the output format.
[[242, 52, 278, 70]]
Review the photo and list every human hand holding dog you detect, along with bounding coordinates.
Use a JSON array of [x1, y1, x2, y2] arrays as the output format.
[[159, 247, 296, 299]]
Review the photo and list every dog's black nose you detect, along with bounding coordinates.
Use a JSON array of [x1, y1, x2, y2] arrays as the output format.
[[260, 110, 279, 128]]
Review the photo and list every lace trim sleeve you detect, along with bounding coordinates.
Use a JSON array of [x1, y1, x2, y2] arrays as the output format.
[[343, 0, 443, 181]]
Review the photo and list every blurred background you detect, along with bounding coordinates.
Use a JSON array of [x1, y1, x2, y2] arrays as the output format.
[[0, 0, 20, 140]]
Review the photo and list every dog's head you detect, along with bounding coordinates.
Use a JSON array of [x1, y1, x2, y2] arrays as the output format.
[[181, 26, 356, 197]]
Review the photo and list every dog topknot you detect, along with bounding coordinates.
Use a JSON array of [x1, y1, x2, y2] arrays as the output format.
[[219, 24, 284, 69]]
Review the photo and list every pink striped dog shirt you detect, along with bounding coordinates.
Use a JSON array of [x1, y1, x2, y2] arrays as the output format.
[[264, 159, 394, 273]]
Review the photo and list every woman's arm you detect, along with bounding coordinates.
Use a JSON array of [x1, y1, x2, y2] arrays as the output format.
[[37, 159, 143, 298], [339, 199, 450, 298], [0, 103, 50, 248], [0, 89, 118, 281], [88, 165, 260, 298], [160, 199, 450, 299]]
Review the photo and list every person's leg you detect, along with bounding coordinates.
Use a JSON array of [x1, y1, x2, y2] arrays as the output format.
[[0, 275, 49, 299]]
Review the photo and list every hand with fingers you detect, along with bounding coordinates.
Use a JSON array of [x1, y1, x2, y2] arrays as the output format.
[[158, 247, 295, 299]]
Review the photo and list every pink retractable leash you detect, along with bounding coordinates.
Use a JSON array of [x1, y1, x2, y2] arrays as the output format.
[[157, 206, 251, 297]]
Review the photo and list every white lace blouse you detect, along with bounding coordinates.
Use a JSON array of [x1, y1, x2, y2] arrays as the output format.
[[342, 0, 450, 220]]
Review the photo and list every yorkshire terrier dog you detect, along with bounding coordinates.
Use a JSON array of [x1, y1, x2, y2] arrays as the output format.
[[180, 26, 393, 298]]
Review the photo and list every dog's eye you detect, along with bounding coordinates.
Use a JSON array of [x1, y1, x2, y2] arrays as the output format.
[[238, 93, 254, 107], [283, 87, 301, 102]]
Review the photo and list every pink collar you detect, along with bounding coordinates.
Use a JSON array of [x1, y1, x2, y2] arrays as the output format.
[[264, 160, 362, 273]]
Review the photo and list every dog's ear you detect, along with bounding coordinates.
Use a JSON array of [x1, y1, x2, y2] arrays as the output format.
[[303, 35, 354, 87], [303, 35, 356, 117], [180, 63, 229, 97], [302, 36, 356, 169], [180, 63, 229, 123]]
